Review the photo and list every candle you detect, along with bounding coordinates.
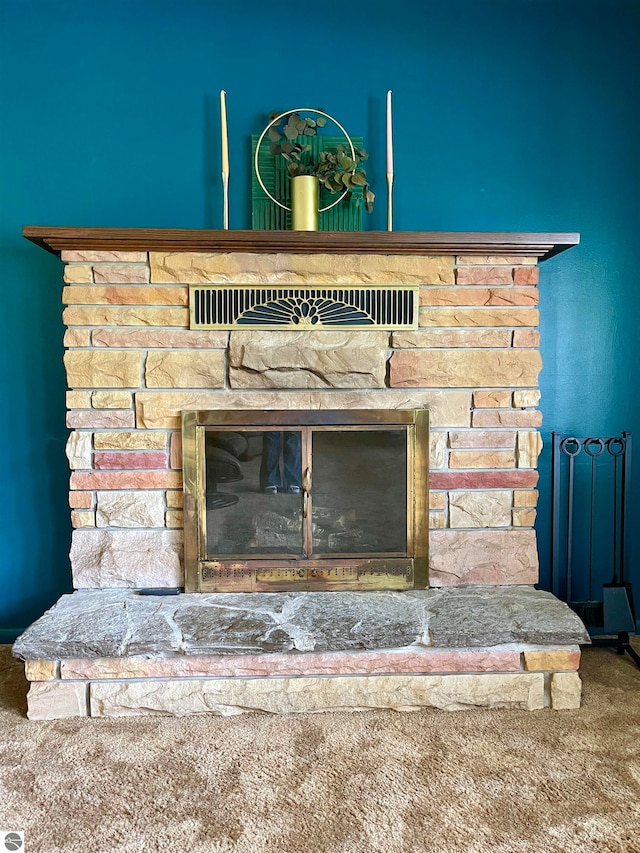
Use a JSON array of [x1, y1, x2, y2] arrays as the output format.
[[220, 89, 229, 174], [386, 90, 393, 175]]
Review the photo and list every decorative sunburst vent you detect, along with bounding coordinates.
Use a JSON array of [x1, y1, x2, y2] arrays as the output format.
[[189, 284, 419, 330]]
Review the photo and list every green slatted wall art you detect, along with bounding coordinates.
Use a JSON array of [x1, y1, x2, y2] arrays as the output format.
[[251, 134, 365, 231]]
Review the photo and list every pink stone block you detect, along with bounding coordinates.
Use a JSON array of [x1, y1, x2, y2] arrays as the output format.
[[472, 410, 543, 428], [513, 329, 541, 348], [70, 471, 182, 490], [514, 267, 540, 285], [429, 529, 539, 586], [429, 470, 539, 489], [455, 267, 514, 285], [449, 431, 516, 449], [93, 451, 168, 470], [66, 410, 135, 429]]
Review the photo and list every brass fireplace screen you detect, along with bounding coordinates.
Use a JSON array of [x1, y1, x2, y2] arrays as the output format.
[[182, 409, 429, 592]]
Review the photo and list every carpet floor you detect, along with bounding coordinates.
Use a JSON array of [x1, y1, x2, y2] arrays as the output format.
[[1, 643, 640, 853]]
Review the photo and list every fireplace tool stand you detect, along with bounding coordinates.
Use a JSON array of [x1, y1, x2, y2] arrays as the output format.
[[551, 432, 639, 669]]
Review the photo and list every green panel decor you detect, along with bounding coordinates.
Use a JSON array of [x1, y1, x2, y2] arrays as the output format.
[[251, 134, 365, 231]]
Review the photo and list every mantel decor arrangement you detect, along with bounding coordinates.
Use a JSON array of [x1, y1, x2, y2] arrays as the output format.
[[253, 108, 375, 232]]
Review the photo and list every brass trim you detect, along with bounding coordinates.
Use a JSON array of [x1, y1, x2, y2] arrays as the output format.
[[413, 408, 430, 588], [181, 412, 200, 593]]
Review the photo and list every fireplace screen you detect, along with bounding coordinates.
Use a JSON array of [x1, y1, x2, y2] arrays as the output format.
[[182, 410, 428, 592]]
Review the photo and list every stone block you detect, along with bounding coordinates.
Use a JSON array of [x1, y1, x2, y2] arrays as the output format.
[[135, 389, 471, 429], [62, 251, 148, 263], [27, 682, 88, 719], [63, 285, 185, 305], [513, 389, 541, 408], [430, 432, 447, 469], [145, 351, 225, 388], [63, 306, 189, 327], [449, 491, 512, 528], [92, 328, 229, 348], [472, 410, 543, 428], [513, 329, 540, 348], [70, 529, 183, 588], [63, 265, 93, 283], [92, 264, 150, 283], [64, 328, 91, 347], [514, 267, 540, 285], [513, 509, 537, 527], [429, 492, 446, 510], [166, 490, 183, 508], [456, 256, 538, 266], [473, 390, 512, 408], [93, 451, 168, 469], [96, 491, 165, 528], [517, 431, 543, 468], [71, 510, 95, 528], [169, 432, 182, 469], [430, 471, 538, 489], [429, 528, 539, 586], [390, 350, 542, 388], [392, 329, 512, 348], [550, 672, 582, 709], [67, 391, 92, 408], [69, 491, 94, 509], [89, 672, 545, 716], [66, 410, 135, 429], [449, 430, 515, 449], [64, 350, 141, 388], [166, 510, 184, 528], [429, 511, 446, 529], [419, 308, 538, 328], [93, 431, 167, 450], [150, 251, 455, 285], [455, 267, 514, 285], [523, 648, 580, 671], [420, 287, 538, 307], [25, 660, 58, 681], [65, 431, 92, 469], [91, 391, 133, 409], [449, 451, 515, 469], [228, 330, 388, 389], [70, 471, 182, 490], [513, 489, 539, 507]]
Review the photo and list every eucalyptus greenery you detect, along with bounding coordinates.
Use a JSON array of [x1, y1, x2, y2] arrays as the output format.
[[267, 111, 375, 213]]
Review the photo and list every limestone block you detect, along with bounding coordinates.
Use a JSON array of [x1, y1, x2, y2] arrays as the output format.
[[71, 510, 95, 528], [392, 329, 512, 348], [92, 328, 229, 348], [92, 264, 150, 283], [63, 264, 93, 283], [550, 671, 582, 709], [513, 489, 539, 507], [92, 391, 133, 409], [67, 390, 92, 408], [431, 471, 538, 490], [390, 350, 542, 388], [96, 491, 165, 528], [429, 528, 539, 586], [66, 410, 135, 429], [449, 451, 515, 469], [166, 490, 183, 508], [65, 431, 92, 469], [63, 306, 188, 327], [430, 432, 447, 469], [429, 492, 446, 510], [473, 390, 512, 408], [429, 511, 445, 529], [70, 471, 182, 490], [69, 491, 94, 509], [150, 251, 455, 285], [449, 491, 512, 528], [89, 671, 545, 717], [456, 256, 538, 266], [517, 431, 543, 468], [62, 251, 148, 263], [93, 449, 168, 470], [63, 286, 184, 305], [64, 328, 92, 348], [93, 431, 167, 450], [27, 681, 88, 719], [135, 389, 471, 429], [513, 509, 537, 527], [70, 529, 183, 588], [455, 267, 514, 285], [420, 287, 538, 306], [513, 330, 540, 347], [514, 267, 540, 285], [166, 510, 184, 528], [449, 430, 515, 449], [524, 648, 580, 671], [145, 351, 225, 388], [64, 350, 141, 388], [25, 661, 58, 681], [472, 410, 543, 428], [228, 330, 388, 389], [513, 389, 541, 408], [419, 308, 538, 328], [170, 432, 182, 469]]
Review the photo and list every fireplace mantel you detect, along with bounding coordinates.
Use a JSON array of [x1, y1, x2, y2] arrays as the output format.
[[23, 226, 579, 261]]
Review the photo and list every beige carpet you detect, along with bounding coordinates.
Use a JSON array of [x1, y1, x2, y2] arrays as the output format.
[[1, 645, 640, 853]]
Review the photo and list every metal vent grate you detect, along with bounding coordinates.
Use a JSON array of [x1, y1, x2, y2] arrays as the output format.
[[189, 284, 418, 330]]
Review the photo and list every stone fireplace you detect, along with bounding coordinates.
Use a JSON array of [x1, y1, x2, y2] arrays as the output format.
[[13, 227, 589, 719]]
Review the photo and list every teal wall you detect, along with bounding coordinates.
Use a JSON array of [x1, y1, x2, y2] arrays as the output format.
[[1, 0, 638, 639]]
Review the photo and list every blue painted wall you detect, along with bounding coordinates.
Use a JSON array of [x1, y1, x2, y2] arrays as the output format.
[[1, 0, 638, 639]]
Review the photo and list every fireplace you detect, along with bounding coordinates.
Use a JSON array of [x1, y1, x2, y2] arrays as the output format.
[[13, 227, 590, 719]]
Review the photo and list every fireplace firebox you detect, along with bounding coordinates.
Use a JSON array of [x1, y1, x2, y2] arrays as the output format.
[[182, 409, 429, 592]]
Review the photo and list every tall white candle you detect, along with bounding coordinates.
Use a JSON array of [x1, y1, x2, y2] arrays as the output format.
[[220, 90, 229, 174], [386, 90, 393, 175]]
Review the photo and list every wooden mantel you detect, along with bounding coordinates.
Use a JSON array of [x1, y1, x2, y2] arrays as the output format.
[[23, 226, 579, 262]]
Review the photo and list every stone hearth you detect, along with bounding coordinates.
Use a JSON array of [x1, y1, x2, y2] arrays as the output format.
[[15, 228, 584, 718]]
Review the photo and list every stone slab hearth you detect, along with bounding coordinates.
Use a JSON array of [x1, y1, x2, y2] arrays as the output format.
[[13, 587, 588, 718]]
